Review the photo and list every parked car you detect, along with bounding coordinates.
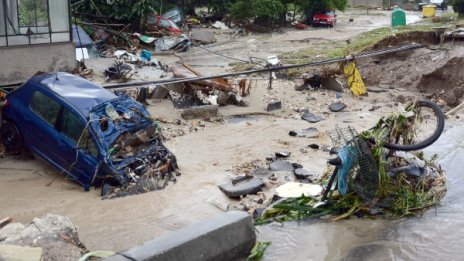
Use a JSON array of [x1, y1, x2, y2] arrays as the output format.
[[0, 72, 177, 191], [430, 0, 447, 10], [312, 10, 337, 27]]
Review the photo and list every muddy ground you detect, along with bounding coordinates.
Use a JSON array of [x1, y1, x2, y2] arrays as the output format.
[[1, 8, 463, 257]]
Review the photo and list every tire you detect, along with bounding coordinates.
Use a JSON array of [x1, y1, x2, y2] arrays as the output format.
[[0, 121, 23, 154], [383, 100, 445, 151]]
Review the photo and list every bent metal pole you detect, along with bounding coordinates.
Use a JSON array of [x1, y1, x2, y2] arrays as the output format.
[[103, 44, 424, 90]]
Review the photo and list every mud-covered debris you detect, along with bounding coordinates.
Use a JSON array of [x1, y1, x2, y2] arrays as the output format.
[[266, 101, 282, 111], [219, 177, 264, 198], [329, 101, 346, 112], [301, 112, 323, 123], [181, 105, 218, 120], [294, 168, 314, 180], [289, 127, 319, 138], [321, 78, 343, 92], [275, 182, 323, 198]]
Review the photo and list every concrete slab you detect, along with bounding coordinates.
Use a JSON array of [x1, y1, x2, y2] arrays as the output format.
[[104, 211, 255, 261]]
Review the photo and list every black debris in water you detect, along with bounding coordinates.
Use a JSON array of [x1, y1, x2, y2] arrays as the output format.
[[266, 101, 282, 111], [275, 151, 291, 158], [289, 127, 319, 137]]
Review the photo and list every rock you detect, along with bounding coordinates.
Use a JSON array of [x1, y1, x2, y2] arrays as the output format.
[[181, 105, 218, 120], [0, 214, 86, 261], [219, 177, 265, 198], [275, 151, 290, 158], [288, 127, 319, 138], [269, 160, 294, 172], [444, 92, 458, 106], [367, 87, 388, 93], [301, 113, 323, 123], [294, 168, 314, 180], [0, 223, 25, 240], [321, 78, 343, 92], [266, 101, 282, 111], [329, 102, 346, 112], [369, 105, 381, 111], [0, 245, 42, 261]]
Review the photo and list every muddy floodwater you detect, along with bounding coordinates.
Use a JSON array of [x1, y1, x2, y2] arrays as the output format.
[[257, 119, 464, 260]]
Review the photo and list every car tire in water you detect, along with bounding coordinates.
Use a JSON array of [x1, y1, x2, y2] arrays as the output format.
[[0, 121, 23, 154], [383, 100, 445, 151]]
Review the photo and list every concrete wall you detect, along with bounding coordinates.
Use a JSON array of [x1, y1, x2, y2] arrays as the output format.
[[105, 211, 256, 261], [0, 42, 75, 85]]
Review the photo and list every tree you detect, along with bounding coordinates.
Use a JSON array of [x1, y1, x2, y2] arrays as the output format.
[[452, 0, 464, 17], [231, 0, 286, 25]]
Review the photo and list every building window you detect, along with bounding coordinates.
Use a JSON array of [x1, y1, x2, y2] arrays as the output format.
[[0, 0, 71, 47]]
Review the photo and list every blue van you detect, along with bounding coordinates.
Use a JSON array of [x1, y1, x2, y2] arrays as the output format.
[[1, 72, 177, 191]]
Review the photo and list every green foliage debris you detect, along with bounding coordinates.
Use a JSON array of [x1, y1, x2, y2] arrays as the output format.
[[247, 241, 271, 261]]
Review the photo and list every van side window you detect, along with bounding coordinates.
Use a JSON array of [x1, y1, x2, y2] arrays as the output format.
[[29, 91, 61, 126]]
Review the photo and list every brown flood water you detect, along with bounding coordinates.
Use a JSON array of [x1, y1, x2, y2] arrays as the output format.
[[258, 119, 464, 260]]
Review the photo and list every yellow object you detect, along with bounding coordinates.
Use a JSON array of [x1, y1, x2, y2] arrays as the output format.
[[422, 5, 436, 18], [342, 61, 367, 96]]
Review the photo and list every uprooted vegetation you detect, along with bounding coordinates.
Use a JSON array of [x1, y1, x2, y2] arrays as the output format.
[[255, 103, 446, 224]]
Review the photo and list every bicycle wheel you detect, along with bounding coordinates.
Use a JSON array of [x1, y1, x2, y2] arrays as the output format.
[[383, 100, 445, 151]]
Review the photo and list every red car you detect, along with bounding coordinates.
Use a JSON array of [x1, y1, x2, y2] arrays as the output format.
[[312, 10, 337, 27]]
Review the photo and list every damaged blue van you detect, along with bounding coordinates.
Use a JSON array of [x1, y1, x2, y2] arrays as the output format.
[[1, 72, 177, 192]]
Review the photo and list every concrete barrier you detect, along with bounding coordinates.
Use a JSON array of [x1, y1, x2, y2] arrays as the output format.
[[105, 211, 255, 261]]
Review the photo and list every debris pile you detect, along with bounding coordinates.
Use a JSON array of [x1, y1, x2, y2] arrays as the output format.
[[253, 104, 446, 224], [88, 97, 179, 199]]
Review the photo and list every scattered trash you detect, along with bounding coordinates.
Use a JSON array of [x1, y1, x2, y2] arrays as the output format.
[[133, 33, 157, 45], [275, 182, 323, 197], [212, 21, 229, 30], [147, 15, 182, 34], [104, 60, 133, 82], [342, 60, 367, 96], [266, 55, 281, 67], [155, 35, 191, 52], [329, 101, 346, 112], [301, 112, 323, 123]]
